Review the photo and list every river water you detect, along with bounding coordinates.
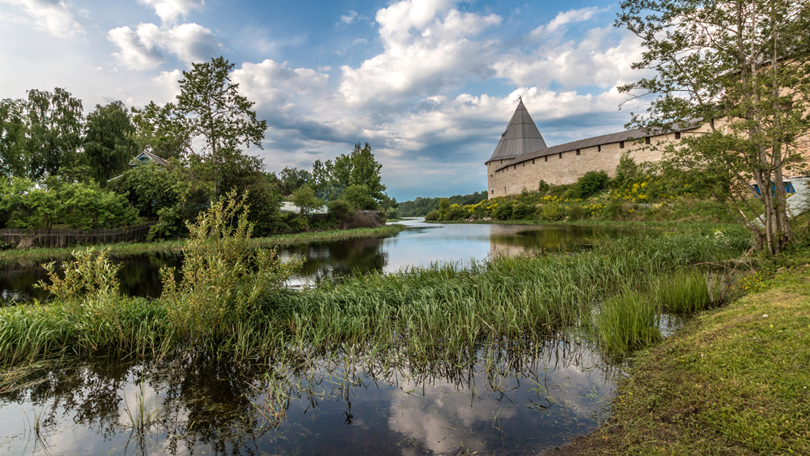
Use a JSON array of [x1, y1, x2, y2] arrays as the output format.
[[0, 220, 640, 455]]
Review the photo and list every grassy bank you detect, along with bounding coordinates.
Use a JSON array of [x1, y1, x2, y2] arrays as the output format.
[[0, 224, 406, 264], [550, 249, 810, 455]]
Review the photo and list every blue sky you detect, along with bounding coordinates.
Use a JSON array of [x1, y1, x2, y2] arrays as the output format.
[[0, 0, 651, 200]]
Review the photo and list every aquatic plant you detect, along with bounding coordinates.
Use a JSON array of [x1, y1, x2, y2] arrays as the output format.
[[595, 290, 661, 355]]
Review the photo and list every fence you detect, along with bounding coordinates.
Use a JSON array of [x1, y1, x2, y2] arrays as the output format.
[[0, 223, 155, 248]]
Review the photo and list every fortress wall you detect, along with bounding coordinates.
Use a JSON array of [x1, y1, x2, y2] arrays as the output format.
[[487, 128, 711, 198]]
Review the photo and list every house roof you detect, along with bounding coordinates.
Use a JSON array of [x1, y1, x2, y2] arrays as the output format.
[[494, 120, 703, 172], [131, 151, 170, 167], [486, 100, 548, 163]]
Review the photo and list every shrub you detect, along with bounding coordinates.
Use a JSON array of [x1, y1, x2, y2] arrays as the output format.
[[343, 184, 377, 210], [492, 200, 514, 220], [444, 204, 466, 220], [424, 210, 440, 221], [546, 183, 573, 198], [540, 203, 564, 221], [572, 171, 610, 199], [512, 202, 535, 219], [565, 203, 585, 220], [343, 210, 381, 229], [161, 192, 300, 340], [328, 199, 353, 221], [537, 180, 550, 195]]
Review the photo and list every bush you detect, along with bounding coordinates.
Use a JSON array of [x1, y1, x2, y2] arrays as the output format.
[[512, 202, 535, 219], [343, 184, 377, 210], [537, 180, 550, 195], [424, 210, 440, 221], [343, 210, 381, 229], [492, 200, 514, 220], [540, 203, 564, 221], [289, 215, 310, 232], [444, 204, 466, 221], [565, 203, 585, 220], [328, 199, 353, 221], [572, 171, 610, 199]]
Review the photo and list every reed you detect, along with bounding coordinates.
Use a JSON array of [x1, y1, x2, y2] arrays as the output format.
[[0, 200, 751, 367], [654, 269, 714, 313]]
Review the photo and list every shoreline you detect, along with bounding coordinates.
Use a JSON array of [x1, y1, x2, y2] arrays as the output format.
[[0, 224, 408, 264], [545, 250, 810, 455]]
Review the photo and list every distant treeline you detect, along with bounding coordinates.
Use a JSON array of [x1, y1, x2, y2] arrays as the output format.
[[399, 191, 487, 217]]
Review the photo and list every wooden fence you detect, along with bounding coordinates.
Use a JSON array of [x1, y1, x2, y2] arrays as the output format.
[[0, 223, 155, 248]]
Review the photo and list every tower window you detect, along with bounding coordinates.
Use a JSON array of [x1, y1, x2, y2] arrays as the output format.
[[559, 153, 562, 159], [490, 174, 493, 177], [619, 141, 625, 149], [544, 156, 548, 162], [645, 137, 651, 145], [522, 162, 525, 167], [576, 149, 581, 155], [675, 132, 681, 140], [598, 145, 602, 152], [532, 159, 535, 164]]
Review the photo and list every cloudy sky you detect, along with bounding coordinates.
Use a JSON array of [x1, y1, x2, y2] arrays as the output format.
[[0, 0, 650, 200]]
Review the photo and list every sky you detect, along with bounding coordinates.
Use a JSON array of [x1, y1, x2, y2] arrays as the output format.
[[0, 0, 652, 201]]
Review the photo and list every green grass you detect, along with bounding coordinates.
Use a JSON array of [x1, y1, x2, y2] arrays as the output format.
[[554, 248, 810, 455], [594, 290, 662, 356], [0, 230, 751, 368], [0, 225, 406, 264]]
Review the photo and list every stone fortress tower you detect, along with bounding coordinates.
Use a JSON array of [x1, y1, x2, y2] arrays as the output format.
[[486, 99, 709, 199]]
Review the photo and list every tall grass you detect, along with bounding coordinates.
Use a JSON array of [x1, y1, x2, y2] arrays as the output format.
[[654, 269, 714, 313], [0, 202, 751, 367], [594, 290, 661, 355]]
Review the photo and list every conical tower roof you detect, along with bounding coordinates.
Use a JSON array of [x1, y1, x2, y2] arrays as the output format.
[[487, 100, 547, 163]]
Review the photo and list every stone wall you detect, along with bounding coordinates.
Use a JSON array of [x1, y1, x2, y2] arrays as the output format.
[[486, 125, 714, 198]]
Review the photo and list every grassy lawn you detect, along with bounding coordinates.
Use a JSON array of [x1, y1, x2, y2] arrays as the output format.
[[0, 224, 407, 264], [549, 249, 810, 455]]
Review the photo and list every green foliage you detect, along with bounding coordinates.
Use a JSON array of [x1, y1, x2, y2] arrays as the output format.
[[175, 57, 267, 198], [537, 180, 549, 195], [37, 248, 121, 301], [160, 192, 300, 340], [0, 178, 140, 229], [111, 163, 176, 220], [83, 101, 137, 184], [492, 200, 513, 220], [131, 101, 186, 161], [424, 210, 440, 221], [292, 184, 322, 215], [343, 184, 377, 210], [311, 142, 387, 203], [511, 202, 534, 219], [613, 151, 640, 189], [540, 203, 564, 221], [270, 167, 311, 196], [399, 191, 487, 217], [0, 88, 84, 180], [327, 199, 353, 221], [595, 290, 661, 355], [654, 269, 715, 314], [571, 171, 610, 199]]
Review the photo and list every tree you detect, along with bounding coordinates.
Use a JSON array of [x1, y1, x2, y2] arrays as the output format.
[[343, 184, 377, 210], [84, 101, 137, 184], [617, 0, 810, 254], [292, 184, 321, 215], [312, 142, 387, 202], [131, 101, 187, 160], [0, 89, 84, 180]]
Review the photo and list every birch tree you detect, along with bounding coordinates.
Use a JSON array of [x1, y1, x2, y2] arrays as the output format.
[[617, 0, 810, 254]]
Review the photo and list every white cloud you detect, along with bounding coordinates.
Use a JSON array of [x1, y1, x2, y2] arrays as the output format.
[[340, 10, 357, 24], [494, 26, 646, 89], [0, 0, 83, 37], [139, 0, 204, 24], [152, 69, 183, 99], [108, 22, 222, 70], [338, 0, 502, 106], [232, 59, 329, 105], [531, 6, 609, 36]]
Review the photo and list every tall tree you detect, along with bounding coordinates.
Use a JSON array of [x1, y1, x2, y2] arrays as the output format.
[[312, 142, 387, 202], [0, 99, 27, 178], [175, 56, 267, 198], [25, 88, 85, 180], [131, 101, 187, 160], [617, 0, 810, 254], [84, 101, 137, 184]]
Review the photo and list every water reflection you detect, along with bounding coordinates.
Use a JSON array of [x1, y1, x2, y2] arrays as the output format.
[[0, 340, 616, 455], [0, 220, 641, 301]]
